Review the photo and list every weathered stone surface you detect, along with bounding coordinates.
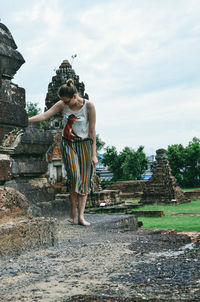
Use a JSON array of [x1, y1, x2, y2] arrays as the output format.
[[0, 22, 25, 79], [0, 82, 27, 135], [87, 190, 121, 206], [0, 99, 27, 126], [35, 198, 71, 217], [140, 149, 189, 204], [92, 173, 102, 192], [2, 124, 53, 155], [184, 189, 200, 199], [5, 178, 55, 205], [0, 81, 27, 143], [107, 180, 147, 198], [12, 157, 48, 176], [0, 217, 57, 257], [0, 216, 199, 301], [1, 80, 26, 106], [130, 210, 164, 217], [0, 125, 23, 146], [0, 154, 12, 182], [0, 186, 30, 223]]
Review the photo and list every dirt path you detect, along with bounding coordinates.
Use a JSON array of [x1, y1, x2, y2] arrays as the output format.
[[0, 214, 200, 301]]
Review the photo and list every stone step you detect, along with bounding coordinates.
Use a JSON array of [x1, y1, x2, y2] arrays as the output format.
[[85, 203, 143, 214], [0, 217, 57, 258], [126, 210, 164, 217]]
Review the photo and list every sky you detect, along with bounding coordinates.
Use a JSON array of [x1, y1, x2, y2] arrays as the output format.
[[1, 0, 200, 155]]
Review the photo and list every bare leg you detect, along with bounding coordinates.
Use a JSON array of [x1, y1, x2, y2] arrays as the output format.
[[78, 194, 90, 226], [68, 191, 77, 223]]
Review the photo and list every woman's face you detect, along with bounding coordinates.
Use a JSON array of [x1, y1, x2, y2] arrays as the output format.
[[61, 96, 73, 105], [61, 94, 77, 106]]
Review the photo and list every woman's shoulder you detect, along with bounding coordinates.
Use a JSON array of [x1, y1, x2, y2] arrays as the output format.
[[86, 100, 95, 110]]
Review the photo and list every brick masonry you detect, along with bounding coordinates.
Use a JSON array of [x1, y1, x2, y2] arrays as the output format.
[[140, 149, 189, 204]]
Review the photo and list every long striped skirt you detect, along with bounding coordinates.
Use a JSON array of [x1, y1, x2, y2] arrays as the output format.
[[60, 138, 93, 195]]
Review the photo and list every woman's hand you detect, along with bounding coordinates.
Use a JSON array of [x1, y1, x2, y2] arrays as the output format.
[[91, 155, 98, 168]]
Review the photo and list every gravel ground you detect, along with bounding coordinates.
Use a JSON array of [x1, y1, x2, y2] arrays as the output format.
[[0, 214, 200, 302]]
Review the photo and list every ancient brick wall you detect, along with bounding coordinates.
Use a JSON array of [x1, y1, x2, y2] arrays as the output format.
[[107, 180, 147, 193]]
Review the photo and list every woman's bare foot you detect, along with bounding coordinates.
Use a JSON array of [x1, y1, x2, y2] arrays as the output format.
[[78, 219, 91, 226], [67, 217, 76, 224]]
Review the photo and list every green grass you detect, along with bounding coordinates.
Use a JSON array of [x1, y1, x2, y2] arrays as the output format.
[[131, 200, 200, 232], [182, 187, 200, 192], [139, 216, 200, 232], [133, 200, 200, 215]]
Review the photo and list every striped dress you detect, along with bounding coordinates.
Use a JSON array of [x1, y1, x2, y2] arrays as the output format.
[[60, 100, 93, 195]]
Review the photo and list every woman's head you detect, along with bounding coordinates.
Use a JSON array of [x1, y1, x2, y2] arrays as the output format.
[[58, 79, 77, 99]]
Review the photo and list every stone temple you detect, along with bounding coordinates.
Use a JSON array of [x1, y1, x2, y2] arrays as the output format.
[[0, 22, 57, 257], [0, 21, 56, 215]]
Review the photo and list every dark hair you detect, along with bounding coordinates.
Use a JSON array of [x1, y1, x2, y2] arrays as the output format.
[[58, 79, 77, 98]]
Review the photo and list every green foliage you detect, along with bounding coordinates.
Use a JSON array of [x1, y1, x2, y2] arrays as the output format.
[[96, 134, 105, 152], [167, 144, 185, 184], [102, 145, 148, 181], [100, 179, 114, 189], [167, 137, 200, 188], [26, 102, 41, 117], [102, 146, 123, 180], [121, 146, 148, 180]]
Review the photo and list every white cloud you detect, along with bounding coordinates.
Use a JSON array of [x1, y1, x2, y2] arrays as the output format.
[[2, 0, 200, 155]]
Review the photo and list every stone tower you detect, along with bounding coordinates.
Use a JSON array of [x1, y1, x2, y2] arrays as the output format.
[[0, 22, 55, 215], [140, 149, 189, 204], [0, 22, 57, 256], [0, 22, 27, 144]]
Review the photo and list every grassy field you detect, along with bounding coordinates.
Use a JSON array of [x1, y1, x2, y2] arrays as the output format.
[[130, 200, 200, 232], [182, 187, 200, 192]]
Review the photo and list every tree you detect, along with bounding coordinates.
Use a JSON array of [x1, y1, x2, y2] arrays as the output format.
[[183, 137, 200, 187], [167, 137, 200, 187], [102, 145, 148, 181], [26, 102, 41, 117], [121, 146, 148, 180], [167, 144, 185, 185], [102, 146, 123, 180], [96, 134, 105, 152]]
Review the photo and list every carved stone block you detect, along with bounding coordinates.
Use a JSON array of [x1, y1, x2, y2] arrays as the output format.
[[0, 155, 12, 182], [12, 158, 48, 176]]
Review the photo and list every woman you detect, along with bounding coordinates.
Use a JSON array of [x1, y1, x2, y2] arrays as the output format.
[[29, 79, 98, 226]]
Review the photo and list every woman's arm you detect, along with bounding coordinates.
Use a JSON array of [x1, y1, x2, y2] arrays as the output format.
[[28, 100, 64, 123], [87, 102, 98, 168]]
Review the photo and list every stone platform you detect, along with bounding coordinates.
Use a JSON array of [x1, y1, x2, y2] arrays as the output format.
[[0, 217, 57, 258], [0, 215, 199, 301], [184, 189, 200, 199], [0, 186, 58, 258]]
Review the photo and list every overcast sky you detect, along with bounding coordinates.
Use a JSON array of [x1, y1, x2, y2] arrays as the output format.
[[1, 0, 200, 155]]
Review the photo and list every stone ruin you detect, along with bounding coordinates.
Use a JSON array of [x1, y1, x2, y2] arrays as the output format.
[[107, 180, 147, 199], [140, 148, 189, 204], [0, 22, 57, 257]]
